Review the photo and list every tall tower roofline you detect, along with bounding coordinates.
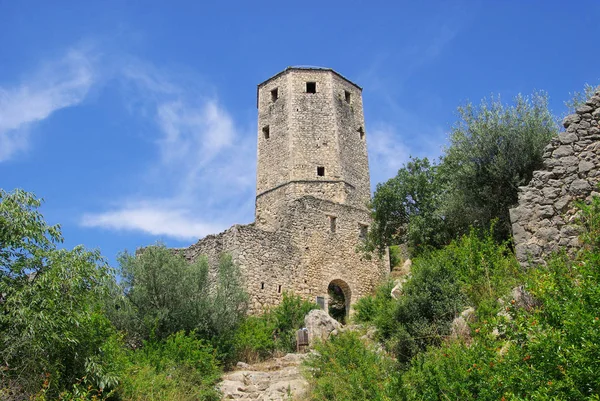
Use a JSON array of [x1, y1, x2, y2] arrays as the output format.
[[256, 67, 362, 107]]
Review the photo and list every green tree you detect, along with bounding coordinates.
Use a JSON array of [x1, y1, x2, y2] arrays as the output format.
[[0, 189, 121, 397], [442, 92, 557, 241], [116, 245, 248, 343], [367, 157, 448, 256]]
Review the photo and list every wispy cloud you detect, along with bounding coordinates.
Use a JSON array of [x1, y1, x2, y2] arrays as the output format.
[[81, 61, 256, 239], [81, 203, 225, 240], [0, 50, 95, 161]]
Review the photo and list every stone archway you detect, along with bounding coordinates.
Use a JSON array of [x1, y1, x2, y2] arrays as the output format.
[[327, 279, 351, 324]]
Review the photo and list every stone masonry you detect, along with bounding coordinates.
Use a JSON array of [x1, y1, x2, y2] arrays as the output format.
[[510, 91, 600, 266], [181, 67, 389, 314]]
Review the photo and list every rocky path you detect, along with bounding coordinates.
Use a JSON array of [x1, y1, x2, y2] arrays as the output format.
[[219, 353, 309, 400]]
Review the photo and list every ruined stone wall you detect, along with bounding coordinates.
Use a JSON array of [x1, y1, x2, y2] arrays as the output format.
[[510, 92, 600, 265], [184, 196, 388, 313]]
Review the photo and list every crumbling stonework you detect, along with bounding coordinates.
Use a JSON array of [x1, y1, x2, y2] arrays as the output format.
[[181, 68, 389, 314], [510, 91, 600, 266]]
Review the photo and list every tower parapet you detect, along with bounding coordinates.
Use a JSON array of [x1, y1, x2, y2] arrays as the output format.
[[255, 67, 371, 229]]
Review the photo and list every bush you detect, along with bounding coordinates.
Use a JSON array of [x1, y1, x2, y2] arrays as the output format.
[[116, 247, 248, 344], [119, 331, 221, 401], [233, 293, 318, 363], [354, 228, 520, 366], [304, 331, 397, 401]]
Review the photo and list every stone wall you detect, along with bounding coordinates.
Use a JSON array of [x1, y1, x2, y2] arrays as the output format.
[[510, 91, 600, 265], [183, 196, 388, 314], [175, 67, 388, 315], [255, 68, 371, 231]]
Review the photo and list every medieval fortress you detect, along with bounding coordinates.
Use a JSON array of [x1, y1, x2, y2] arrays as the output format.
[[182, 67, 389, 314]]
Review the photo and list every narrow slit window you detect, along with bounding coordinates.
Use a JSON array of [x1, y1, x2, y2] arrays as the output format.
[[306, 82, 316, 93], [278, 285, 282, 294], [330, 216, 337, 233], [344, 90, 351, 104], [271, 88, 278, 102], [317, 166, 325, 176], [262, 125, 270, 139], [261, 282, 265, 290], [358, 126, 365, 140]]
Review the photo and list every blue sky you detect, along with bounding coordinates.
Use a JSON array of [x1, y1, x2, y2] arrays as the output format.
[[1, 1, 599, 265]]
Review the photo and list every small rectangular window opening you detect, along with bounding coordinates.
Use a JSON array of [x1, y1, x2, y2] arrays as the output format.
[[344, 90, 351, 104], [306, 82, 316, 93], [359, 224, 368, 240], [330, 216, 337, 233], [271, 88, 278, 102], [262, 125, 270, 139], [261, 282, 265, 290], [358, 126, 365, 140], [317, 166, 325, 176], [278, 285, 282, 294]]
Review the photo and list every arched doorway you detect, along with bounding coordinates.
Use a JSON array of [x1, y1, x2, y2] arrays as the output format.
[[327, 279, 351, 324]]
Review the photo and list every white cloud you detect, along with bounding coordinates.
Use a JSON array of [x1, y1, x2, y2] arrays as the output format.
[[81, 61, 256, 240], [81, 204, 225, 240], [368, 123, 411, 186], [0, 50, 95, 161]]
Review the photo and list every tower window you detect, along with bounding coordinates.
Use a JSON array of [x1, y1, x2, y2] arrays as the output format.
[[306, 82, 316, 93], [344, 90, 351, 104], [317, 166, 325, 176], [358, 126, 365, 140], [271, 88, 278, 102], [329, 216, 337, 233], [262, 125, 270, 139], [359, 224, 368, 240], [278, 285, 282, 294], [261, 282, 265, 290]]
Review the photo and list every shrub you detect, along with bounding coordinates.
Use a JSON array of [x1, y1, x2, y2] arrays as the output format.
[[119, 331, 221, 401], [354, 228, 520, 366], [233, 293, 318, 363], [116, 247, 248, 344], [304, 331, 397, 401], [398, 198, 600, 400]]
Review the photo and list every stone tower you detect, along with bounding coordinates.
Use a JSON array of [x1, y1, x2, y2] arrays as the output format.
[[182, 67, 388, 315], [255, 67, 371, 229]]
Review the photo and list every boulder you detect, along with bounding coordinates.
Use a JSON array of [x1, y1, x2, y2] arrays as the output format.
[[511, 285, 538, 311], [390, 279, 406, 299], [304, 309, 342, 344]]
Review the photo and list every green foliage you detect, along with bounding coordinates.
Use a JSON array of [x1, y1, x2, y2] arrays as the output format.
[[388, 245, 403, 268], [119, 331, 221, 401], [233, 293, 318, 363], [0, 189, 122, 398], [442, 92, 557, 242], [355, 229, 520, 366], [353, 279, 396, 325], [0, 189, 63, 282], [305, 331, 398, 401], [367, 93, 557, 256], [116, 246, 248, 342], [402, 246, 600, 400], [564, 83, 599, 114], [367, 157, 448, 255]]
